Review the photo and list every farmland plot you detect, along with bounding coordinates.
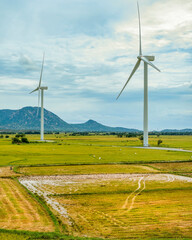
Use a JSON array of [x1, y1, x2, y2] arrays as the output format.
[[19, 174, 192, 239], [18, 164, 158, 176], [0, 178, 55, 232]]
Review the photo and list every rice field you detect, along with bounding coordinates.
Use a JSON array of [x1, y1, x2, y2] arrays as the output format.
[[0, 135, 192, 167], [0, 167, 20, 177], [0, 178, 55, 232], [18, 164, 158, 176], [19, 173, 192, 239], [0, 134, 192, 239]]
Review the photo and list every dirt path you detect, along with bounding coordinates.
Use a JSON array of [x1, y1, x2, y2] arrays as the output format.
[[122, 176, 148, 212]]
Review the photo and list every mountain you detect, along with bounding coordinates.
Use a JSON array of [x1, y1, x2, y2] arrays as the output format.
[[160, 129, 192, 133], [0, 107, 139, 132], [0, 107, 72, 131], [71, 120, 137, 132]]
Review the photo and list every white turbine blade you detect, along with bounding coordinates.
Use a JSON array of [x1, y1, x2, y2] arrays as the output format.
[[140, 56, 161, 72], [29, 87, 39, 94], [38, 52, 45, 88], [137, 2, 142, 56], [116, 59, 141, 100]]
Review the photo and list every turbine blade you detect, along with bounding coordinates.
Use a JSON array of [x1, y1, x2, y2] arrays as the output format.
[[29, 87, 39, 94], [38, 52, 45, 88], [137, 2, 142, 56], [116, 59, 141, 100], [140, 56, 161, 72]]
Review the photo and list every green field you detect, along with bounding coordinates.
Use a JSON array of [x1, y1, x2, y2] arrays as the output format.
[[0, 134, 192, 240], [0, 135, 192, 167]]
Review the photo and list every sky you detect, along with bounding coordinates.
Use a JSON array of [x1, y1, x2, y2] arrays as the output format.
[[0, 0, 191, 130]]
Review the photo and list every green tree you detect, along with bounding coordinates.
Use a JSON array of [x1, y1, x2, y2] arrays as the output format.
[[12, 137, 21, 144], [157, 139, 163, 146]]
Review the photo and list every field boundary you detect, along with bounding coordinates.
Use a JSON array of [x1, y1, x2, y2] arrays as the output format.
[[0, 228, 102, 240]]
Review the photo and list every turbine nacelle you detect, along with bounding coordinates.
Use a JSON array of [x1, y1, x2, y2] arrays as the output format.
[[40, 86, 48, 90], [138, 56, 155, 61]]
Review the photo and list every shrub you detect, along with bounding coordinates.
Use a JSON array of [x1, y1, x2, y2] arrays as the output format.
[[21, 137, 29, 143], [139, 135, 143, 142], [15, 133, 25, 138], [12, 135, 29, 144], [157, 139, 163, 146], [12, 137, 21, 144]]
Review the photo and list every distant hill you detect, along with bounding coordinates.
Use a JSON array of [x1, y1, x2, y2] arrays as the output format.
[[0, 107, 71, 131], [0, 107, 140, 132], [160, 129, 192, 133], [71, 119, 137, 132]]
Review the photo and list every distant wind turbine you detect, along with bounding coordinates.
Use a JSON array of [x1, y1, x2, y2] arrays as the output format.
[[30, 53, 48, 141], [116, 2, 160, 147]]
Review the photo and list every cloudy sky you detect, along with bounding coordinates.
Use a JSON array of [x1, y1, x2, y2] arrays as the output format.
[[0, 0, 191, 130]]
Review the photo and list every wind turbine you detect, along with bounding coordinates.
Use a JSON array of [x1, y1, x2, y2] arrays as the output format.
[[30, 53, 48, 141], [116, 2, 160, 147]]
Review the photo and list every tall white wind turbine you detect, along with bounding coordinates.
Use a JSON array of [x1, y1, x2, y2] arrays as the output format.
[[30, 53, 48, 141], [116, 2, 160, 147]]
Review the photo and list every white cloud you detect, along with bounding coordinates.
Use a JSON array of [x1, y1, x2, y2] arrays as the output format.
[[0, 0, 191, 129]]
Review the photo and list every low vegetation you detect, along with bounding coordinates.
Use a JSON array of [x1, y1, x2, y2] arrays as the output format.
[[18, 164, 158, 176], [0, 134, 192, 240], [0, 135, 192, 166], [0, 178, 55, 232], [20, 174, 192, 239]]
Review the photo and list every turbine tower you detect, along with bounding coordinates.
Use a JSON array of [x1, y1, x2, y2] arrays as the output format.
[[116, 2, 160, 147], [30, 53, 48, 141]]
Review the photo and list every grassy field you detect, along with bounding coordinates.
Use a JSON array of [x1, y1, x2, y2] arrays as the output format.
[[0, 135, 192, 167], [0, 167, 21, 177], [0, 178, 55, 232], [55, 190, 192, 239], [42, 174, 192, 239], [0, 134, 192, 240], [18, 164, 158, 175], [0, 229, 101, 240]]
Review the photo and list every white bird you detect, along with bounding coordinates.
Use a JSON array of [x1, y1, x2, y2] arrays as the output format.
[[116, 2, 160, 147], [30, 53, 48, 141]]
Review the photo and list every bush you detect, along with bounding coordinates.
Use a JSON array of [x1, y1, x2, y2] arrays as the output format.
[[12, 137, 21, 144], [5, 135, 9, 138], [15, 133, 25, 138], [12, 135, 29, 144], [139, 135, 143, 142], [157, 139, 163, 146], [0, 134, 3, 138], [21, 137, 29, 143]]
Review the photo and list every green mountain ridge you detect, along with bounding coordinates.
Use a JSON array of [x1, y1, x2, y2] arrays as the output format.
[[0, 107, 139, 132]]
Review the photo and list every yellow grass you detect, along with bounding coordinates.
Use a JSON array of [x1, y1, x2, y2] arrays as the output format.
[[0, 167, 21, 178], [18, 164, 158, 176], [0, 178, 55, 232], [55, 188, 192, 239]]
